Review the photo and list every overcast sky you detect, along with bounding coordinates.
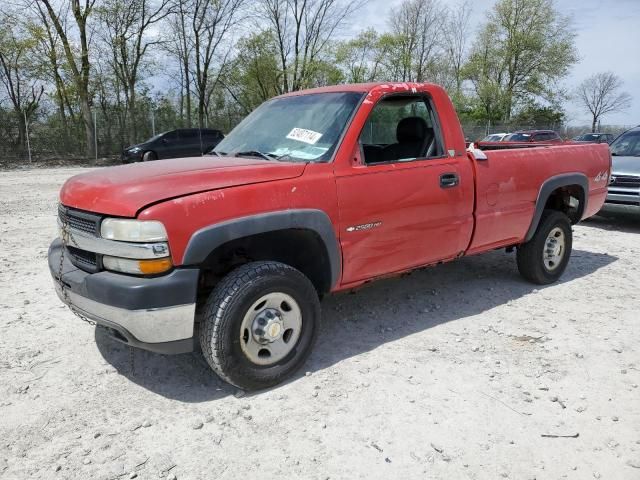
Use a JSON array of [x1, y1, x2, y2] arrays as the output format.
[[347, 0, 640, 127]]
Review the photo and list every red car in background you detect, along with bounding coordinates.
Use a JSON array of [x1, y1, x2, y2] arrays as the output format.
[[477, 129, 563, 150]]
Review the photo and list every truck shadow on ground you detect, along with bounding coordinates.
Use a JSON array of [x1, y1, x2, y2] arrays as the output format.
[[95, 248, 616, 402]]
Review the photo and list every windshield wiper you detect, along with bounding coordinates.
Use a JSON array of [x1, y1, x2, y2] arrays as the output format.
[[209, 150, 227, 157], [234, 150, 279, 161]]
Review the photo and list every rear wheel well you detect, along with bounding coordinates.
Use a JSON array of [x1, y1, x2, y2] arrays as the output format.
[[196, 229, 333, 302], [543, 184, 585, 224]]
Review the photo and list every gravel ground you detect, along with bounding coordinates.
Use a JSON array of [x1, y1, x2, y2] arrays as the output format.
[[1, 167, 639, 480]]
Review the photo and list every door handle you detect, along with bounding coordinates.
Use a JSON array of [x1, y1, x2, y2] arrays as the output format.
[[440, 173, 459, 188]]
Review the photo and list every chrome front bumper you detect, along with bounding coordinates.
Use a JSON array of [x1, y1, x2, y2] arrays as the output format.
[[49, 238, 199, 354], [54, 283, 195, 344], [605, 190, 640, 206]]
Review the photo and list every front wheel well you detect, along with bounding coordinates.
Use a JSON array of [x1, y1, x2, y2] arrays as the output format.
[[197, 229, 334, 300]]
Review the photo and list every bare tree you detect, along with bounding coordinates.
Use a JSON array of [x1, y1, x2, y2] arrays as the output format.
[[390, 0, 443, 83], [576, 72, 632, 132], [31, 2, 77, 144], [442, 0, 472, 95], [261, 0, 363, 92], [98, 0, 172, 144], [36, 0, 97, 158], [166, 0, 194, 127], [190, 0, 245, 128]]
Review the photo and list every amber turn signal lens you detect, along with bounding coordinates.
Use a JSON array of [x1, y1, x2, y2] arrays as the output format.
[[138, 258, 173, 275], [102, 255, 173, 275]]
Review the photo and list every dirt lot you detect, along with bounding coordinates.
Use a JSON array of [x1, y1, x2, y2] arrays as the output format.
[[1, 167, 639, 480]]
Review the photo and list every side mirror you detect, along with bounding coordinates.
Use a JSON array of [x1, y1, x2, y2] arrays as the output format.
[[467, 143, 488, 161], [161, 137, 169, 144]]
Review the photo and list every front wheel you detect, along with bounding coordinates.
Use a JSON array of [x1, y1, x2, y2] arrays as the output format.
[[142, 151, 157, 162], [517, 210, 573, 285], [199, 261, 320, 390]]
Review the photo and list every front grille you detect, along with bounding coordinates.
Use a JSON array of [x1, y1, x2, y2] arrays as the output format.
[[59, 205, 103, 273], [58, 205, 101, 236], [609, 175, 640, 189]]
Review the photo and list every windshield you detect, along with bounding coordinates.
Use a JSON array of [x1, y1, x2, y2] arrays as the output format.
[[214, 92, 363, 162], [610, 130, 640, 156], [145, 132, 168, 143]]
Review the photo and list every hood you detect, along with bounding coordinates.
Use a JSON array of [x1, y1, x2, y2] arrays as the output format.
[[124, 142, 145, 151], [611, 155, 640, 176], [60, 156, 307, 217]]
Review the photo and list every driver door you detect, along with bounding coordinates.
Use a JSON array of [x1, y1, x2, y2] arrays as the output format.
[[335, 94, 475, 284]]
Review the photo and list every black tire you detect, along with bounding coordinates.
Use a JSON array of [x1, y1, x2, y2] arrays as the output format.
[[199, 261, 320, 390], [517, 210, 572, 285], [142, 151, 157, 162]]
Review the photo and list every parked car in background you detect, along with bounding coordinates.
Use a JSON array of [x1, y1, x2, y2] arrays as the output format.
[[572, 133, 614, 144], [503, 130, 563, 143], [606, 126, 640, 207], [477, 129, 563, 150], [481, 132, 510, 142], [121, 128, 224, 163]]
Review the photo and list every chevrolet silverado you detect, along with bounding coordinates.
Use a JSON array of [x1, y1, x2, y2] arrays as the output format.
[[49, 82, 610, 390]]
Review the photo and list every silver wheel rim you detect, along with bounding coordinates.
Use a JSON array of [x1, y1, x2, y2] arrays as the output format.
[[543, 227, 566, 271], [239, 292, 302, 366]]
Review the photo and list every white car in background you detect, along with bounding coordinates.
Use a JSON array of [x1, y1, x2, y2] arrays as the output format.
[[481, 132, 510, 142]]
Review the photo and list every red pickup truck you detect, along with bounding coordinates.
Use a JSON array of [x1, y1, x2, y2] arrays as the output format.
[[49, 82, 610, 390]]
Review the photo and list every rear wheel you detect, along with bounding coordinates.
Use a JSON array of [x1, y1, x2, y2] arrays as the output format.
[[517, 210, 572, 285], [199, 261, 320, 390]]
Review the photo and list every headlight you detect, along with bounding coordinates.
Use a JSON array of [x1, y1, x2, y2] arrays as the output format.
[[128, 147, 142, 153], [103, 256, 173, 275], [101, 218, 168, 242]]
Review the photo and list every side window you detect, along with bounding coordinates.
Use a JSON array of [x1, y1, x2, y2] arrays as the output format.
[[163, 131, 178, 143], [359, 95, 443, 164], [180, 130, 199, 141], [537, 132, 556, 142]]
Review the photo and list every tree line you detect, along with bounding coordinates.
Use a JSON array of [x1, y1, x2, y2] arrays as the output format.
[[0, 0, 629, 161]]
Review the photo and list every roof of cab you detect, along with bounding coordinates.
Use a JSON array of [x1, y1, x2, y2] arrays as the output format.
[[276, 82, 444, 98]]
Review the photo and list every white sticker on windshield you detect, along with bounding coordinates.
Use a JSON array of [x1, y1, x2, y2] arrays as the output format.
[[286, 127, 323, 145]]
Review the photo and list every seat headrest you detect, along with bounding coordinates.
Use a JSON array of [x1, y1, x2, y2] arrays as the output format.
[[397, 116, 429, 143]]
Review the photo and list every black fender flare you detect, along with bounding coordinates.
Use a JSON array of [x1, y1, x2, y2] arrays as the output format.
[[524, 173, 589, 242], [182, 209, 341, 289]]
